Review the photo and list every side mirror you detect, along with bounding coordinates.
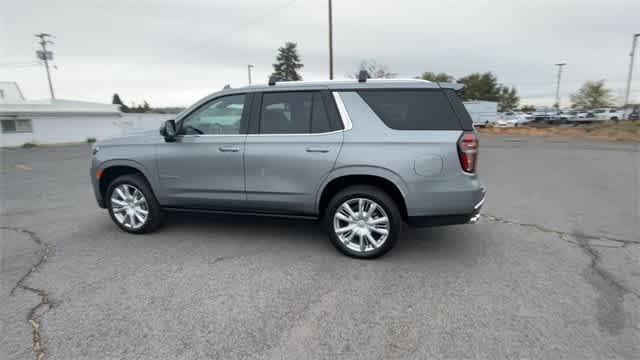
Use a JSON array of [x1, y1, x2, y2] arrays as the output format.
[[160, 119, 177, 141]]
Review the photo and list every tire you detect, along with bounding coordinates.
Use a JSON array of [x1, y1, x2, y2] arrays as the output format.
[[323, 185, 403, 259], [106, 174, 164, 234]]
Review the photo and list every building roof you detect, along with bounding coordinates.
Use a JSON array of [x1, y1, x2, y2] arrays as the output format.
[[0, 82, 121, 115]]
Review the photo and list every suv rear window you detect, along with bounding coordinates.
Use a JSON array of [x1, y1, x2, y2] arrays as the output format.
[[357, 90, 464, 130]]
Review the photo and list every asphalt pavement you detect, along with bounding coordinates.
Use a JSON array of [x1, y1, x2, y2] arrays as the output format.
[[1, 136, 639, 359]]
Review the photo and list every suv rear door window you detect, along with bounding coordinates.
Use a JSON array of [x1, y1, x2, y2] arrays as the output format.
[[260, 92, 312, 134], [357, 90, 462, 130]]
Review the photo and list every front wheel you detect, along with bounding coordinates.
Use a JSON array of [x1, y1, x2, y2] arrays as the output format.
[[324, 185, 402, 259], [106, 174, 164, 234]]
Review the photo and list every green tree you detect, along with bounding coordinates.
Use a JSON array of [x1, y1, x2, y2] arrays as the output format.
[[520, 104, 536, 112], [143, 101, 151, 112], [456, 72, 501, 101], [498, 86, 520, 112], [570, 80, 614, 109], [271, 42, 303, 81], [352, 59, 396, 79], [418, 72, 454, 82]]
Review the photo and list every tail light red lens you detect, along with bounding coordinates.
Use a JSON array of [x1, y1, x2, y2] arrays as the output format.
[[457, 132, 478, 173]]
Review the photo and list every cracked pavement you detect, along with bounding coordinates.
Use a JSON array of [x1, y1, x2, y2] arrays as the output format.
[[1, 138, 639, 359]]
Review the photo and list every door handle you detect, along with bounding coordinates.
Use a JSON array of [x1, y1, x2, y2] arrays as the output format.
[[219, 145, 240, 152], [306, 147, 330, 153]]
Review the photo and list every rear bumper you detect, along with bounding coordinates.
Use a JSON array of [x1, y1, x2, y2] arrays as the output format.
[[408, 189, 485, 227]]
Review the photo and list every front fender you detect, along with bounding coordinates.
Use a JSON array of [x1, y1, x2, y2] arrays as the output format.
[[96, 159, 161, 201]]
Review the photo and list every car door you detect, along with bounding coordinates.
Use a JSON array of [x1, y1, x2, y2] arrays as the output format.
[[156, 93, 249, 209], [244, 90, 343, 215]]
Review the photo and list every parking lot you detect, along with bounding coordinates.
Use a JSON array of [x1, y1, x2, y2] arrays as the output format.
[[1, 136, 639, 359]]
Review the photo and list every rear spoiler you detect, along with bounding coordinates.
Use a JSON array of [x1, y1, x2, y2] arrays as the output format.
[[437, 82, 465, 97]]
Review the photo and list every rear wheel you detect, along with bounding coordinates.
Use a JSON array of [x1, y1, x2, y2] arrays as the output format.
[[106, 174, 164, 233], [324, 185, 402, 259]]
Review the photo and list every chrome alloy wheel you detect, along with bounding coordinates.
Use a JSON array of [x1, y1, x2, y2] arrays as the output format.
[[110, 184, 149, 230], [333, 198, 390, 253]]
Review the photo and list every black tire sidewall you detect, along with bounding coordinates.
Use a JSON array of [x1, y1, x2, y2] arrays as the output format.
[[106, 174, 163, 234], [324, 185, 402, 259]]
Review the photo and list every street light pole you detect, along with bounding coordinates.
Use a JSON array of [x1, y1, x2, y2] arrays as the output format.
[[35, 33, 55, 100], [554, 63, 566, 111], [328, 0, 334, 80], [623, 33, 640, 107], [247, 64, 254, 85]]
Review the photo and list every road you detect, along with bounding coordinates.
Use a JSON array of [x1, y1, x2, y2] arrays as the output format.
[[1, 136, 639, 359]]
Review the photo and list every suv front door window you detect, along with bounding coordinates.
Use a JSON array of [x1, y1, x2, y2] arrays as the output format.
[[181, 94, 245, 135]]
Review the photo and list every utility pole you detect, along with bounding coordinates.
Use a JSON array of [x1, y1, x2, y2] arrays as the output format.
[[328, 0, 334, 80], [35, 33, 56, 100], [624, 33, 640, 108], [554, 63, 566, 111], [247, 64, 254, 85]]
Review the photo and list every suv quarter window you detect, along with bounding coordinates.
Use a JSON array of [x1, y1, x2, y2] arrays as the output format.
[[180, 94, 246, 135], [358, 89, 464, 131]]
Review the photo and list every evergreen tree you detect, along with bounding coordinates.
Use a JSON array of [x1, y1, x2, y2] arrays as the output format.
[[271, 42, 303, 81], [112, 93, 123, 105], [143, 101, 151, 112], [111, 93, 129, 112]]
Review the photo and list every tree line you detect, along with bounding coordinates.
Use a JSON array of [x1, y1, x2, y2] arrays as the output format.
[[270, 42, 618, 112], [111, 93, 153, 113]]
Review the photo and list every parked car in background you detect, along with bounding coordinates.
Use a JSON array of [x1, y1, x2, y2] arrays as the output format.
[[557, 111, 578, 121], [576, 111, 596, 120], [90, 78, 486, 259], [628, 107, 640, 120], [532, 109, 553, 122], [593, 108, 625, 121], [494, 118, 517, 127]]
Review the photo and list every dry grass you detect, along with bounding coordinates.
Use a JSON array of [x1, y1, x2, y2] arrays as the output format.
[[478, 121, 640, 142]]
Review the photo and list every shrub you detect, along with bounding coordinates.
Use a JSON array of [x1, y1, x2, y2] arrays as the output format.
[[86, 137, 97, 143], [22, 142, 38, 148]]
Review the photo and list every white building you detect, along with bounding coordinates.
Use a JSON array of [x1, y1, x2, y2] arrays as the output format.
[[0, 82, 169, 147]]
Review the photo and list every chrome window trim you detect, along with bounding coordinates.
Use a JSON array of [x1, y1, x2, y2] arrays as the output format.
[[332, 92, 353, 131], [177, 134, 246, 138], [246, 129, 343, 137]]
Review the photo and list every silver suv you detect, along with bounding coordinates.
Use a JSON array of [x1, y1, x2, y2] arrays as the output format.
[[90, 78, 485, 258]]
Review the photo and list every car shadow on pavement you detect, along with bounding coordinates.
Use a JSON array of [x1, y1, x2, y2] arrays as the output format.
[[158, 212, 484, 262]]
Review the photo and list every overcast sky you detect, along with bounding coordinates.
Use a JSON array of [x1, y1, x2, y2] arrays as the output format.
[[1, 0, 638, 107]]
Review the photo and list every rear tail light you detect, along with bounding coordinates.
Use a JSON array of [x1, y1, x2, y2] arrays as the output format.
[[457, 132, 478, 173]]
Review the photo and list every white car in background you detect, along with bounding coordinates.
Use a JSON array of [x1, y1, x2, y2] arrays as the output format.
[[593, 108, 625, 120], [495, 112, 532, 127], [576, 111, 596, 120], [558, 111, 578, 121]]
